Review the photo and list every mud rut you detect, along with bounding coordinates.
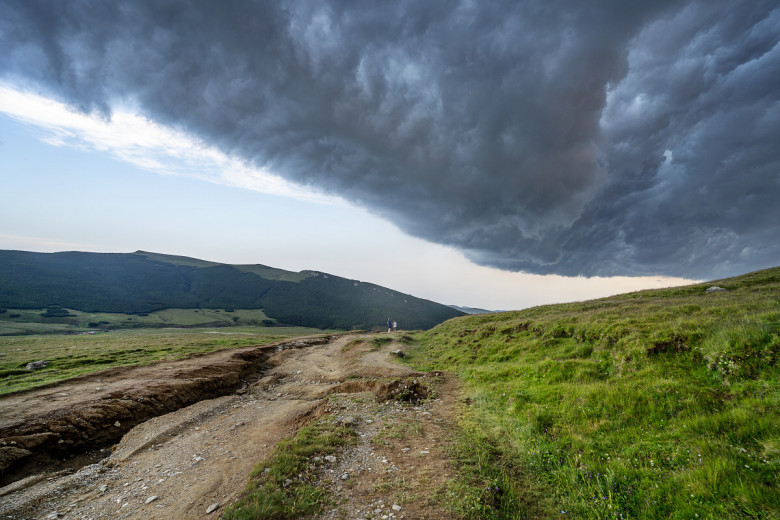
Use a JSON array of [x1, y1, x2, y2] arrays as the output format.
[[0, 335, 461, 519]]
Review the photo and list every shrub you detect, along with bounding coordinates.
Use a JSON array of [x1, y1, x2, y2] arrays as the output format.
[[41, 306, 74, 318]]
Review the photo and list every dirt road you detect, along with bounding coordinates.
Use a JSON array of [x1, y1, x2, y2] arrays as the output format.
[[0, 334, 462, 519]]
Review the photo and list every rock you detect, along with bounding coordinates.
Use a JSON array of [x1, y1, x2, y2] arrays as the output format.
[[46, 514, 59, 519], [420, 450, 430, 454], [392, 504, 402, 511], [392, 350, 405, 358], [206, 502, 220, 514], [114, 421, 121, 427], [26, 360, 48, 370], [324, 455, 337, 463], [145, 495, 158, 504], [706, 286, 727, 293], [99, 484, 108, 492], [340, 472, 349, 480]]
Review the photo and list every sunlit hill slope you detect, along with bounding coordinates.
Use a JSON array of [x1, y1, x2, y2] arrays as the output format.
[[407, 266, 779, 519]]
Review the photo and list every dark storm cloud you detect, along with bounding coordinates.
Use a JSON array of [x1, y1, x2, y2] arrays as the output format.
[[1, 0, 778, 278]]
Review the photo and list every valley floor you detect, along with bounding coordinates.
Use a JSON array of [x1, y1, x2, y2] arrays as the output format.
[[0, 334, 462, 519]]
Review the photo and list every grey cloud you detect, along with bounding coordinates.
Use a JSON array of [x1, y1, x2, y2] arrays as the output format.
[[1, 0, 778, 278]]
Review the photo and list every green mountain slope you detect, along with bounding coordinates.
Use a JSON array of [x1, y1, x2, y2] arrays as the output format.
[[406, 266, 779, 518], [0, 250, 463, 330]]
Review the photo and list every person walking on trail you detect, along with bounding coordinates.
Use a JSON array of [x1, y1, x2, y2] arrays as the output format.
[[392, 320, 397, 332], [387, 318, 392, 333]]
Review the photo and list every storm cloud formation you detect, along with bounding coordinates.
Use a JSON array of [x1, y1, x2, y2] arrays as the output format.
[[1, 0, 778, 278]]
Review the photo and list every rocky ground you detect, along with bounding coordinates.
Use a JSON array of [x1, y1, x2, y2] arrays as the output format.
[[0, 334, 462, 519]]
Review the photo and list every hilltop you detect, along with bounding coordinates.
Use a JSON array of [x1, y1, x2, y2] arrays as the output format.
[[0, 250, 463, 331]]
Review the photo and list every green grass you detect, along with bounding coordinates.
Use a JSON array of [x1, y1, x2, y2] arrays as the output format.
[[0, 307, 279, 335], [0, 326, 328, 395], [403, 266, 780, 519], [223, 415, 357, 520], [370, 336, 393, 349]]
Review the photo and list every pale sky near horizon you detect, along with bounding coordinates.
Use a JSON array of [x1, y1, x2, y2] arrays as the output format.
[[0, 86, 695, 311]]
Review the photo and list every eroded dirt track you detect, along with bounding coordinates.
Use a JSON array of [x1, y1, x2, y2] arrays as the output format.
[[0, 335, 462, 520]]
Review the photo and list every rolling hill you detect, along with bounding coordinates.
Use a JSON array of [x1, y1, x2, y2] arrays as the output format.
[[0, 250, 463, 330]]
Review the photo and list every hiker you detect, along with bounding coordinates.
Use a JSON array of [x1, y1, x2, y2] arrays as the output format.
[[392, 320, 397, 332], [387, 318, 392, 333]]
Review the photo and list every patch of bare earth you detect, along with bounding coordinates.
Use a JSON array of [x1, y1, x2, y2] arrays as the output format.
[[0, 334, 463, 519]]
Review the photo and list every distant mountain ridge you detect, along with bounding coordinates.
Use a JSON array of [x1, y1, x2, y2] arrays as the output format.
[[449, 305, 495, 314], [0, 250, 464, 330]]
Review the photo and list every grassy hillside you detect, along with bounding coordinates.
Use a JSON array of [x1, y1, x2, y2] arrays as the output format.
[[405, 267, 779, 519], [0, 250, 463, 331]]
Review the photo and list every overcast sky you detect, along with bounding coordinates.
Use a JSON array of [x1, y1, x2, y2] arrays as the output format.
[[1, 1, 777, 310]]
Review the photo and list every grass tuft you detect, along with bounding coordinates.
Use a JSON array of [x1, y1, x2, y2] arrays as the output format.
[[222, 416, 357, 520]]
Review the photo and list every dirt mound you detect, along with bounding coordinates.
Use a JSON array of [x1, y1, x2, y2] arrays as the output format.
[[332, 378, 431, 404]]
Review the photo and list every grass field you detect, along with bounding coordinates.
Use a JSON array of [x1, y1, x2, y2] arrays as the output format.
[[0, 326, 330, 395], [0, 307, 278, 336], [404, 266, 780, 519]]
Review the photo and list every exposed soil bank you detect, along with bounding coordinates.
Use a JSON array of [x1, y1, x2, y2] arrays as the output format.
[[0, 336, 330, 484]]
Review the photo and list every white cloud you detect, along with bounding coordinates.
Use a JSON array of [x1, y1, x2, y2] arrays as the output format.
[[0, 84, 342, 204]]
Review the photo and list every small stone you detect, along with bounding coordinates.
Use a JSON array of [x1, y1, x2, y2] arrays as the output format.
[[99, 484, 108, 492], [114, 421, 121, 427], [47, 514, 59, 520], [392, 504, 402, 511], [706, 286, 727, 293], [145, 495, 158, 504], [194, 456, 205, 462], [206, 502, 220, 514], [58, 392, 69, 397], [26, 360, 48, 370], [420, 450, 430, 454], [324, 455, 337, 463], [340, 473, 349, 480]]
